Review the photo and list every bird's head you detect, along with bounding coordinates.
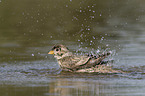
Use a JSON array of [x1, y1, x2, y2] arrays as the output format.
[[48, 44, 72, 59]]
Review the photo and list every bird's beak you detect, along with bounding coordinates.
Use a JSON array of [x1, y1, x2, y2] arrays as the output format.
[[48, 51, 54, 54]]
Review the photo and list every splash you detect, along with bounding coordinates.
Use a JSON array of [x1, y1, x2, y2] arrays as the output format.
[[32, 54, 35, 56]]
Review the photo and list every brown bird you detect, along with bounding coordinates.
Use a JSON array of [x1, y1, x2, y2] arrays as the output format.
[[48, 44, 111, 72]]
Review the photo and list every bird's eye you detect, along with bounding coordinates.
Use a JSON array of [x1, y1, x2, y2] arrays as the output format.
[[56, 48, 59, 51]]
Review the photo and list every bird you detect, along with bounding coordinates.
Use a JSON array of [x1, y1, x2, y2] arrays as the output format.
[[48, 44, 112, 72]]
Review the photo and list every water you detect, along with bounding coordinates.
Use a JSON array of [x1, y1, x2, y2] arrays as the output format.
[[1, 0, 145, 96]]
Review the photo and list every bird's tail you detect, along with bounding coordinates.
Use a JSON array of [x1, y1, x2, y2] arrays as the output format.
[[93, 52, 111, 65]]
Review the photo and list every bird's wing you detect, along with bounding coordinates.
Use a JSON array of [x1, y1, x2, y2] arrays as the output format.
[[72, 52, 111, 70], [58, 55, 90, 69], [72, 55, 91, 66]]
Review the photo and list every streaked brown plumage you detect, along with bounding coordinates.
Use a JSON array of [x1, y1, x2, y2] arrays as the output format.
[[48, 44, 111, 72]]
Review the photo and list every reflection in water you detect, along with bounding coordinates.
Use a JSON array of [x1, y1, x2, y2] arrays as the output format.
[[47, 79, 101, 96], [47, 78, 145, 96], [1, 0, 145, 96]]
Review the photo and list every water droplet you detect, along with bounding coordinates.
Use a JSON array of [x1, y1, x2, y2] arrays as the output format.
[[78, 39, 80, 41], [37, 20, 39, 22], [32, 54, 34, 56], [89, 9, 91, 11], [80, 34, 83, 37], [22, 12, 24, 15], [106, 44, 109, 46], [93, 36, 95, 39], [80, 10, 82, 12], [101, 37, 104, 40], [90, 16, 94, 19], [50, 36, 53, 38], [88, 28, 90, 30], [73, 16, 78, 20], [66, 5, 68, 7], [70, 0, 72, 1], [90, 40, 93, 42], [93, 11, 95, 13], [100, 14, 102, 16]]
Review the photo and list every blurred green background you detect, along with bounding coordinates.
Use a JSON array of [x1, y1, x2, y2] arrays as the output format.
[[1, 0, 144, 63]]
